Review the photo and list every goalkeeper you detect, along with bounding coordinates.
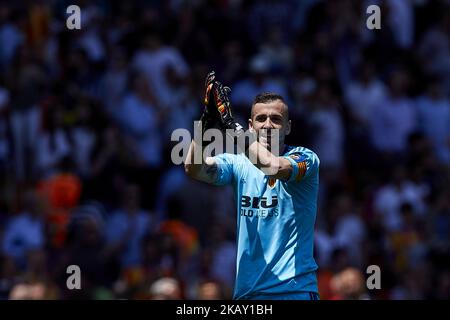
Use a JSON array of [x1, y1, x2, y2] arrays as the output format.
[[184, 71, 320, 300]]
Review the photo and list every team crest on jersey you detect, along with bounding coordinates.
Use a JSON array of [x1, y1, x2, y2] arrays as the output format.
[[268, 177, 276, 188]]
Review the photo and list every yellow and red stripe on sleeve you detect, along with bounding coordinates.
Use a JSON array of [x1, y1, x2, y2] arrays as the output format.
[[296, 161, 307, 181]]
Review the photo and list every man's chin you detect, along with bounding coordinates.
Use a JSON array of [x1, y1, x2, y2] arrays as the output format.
[[259, 139, 284, 154]]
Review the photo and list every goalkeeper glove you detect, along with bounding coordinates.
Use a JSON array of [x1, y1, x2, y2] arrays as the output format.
[[199, 71, 221, 135], [213, 81, 244, 134], [213, 81, 255, 151]]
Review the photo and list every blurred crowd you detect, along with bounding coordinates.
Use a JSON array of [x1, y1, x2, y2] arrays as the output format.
[[0, 0, 449, 300]]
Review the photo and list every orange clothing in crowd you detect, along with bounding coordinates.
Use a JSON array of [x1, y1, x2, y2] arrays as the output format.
[[37, 173, 82, 248], [159, 220, 199, 257]]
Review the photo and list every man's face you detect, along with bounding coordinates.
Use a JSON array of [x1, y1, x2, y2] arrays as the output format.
[[249, 100, 291, 151]]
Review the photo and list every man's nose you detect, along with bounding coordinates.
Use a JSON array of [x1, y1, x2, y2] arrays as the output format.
[[262, 118, 274, 129]]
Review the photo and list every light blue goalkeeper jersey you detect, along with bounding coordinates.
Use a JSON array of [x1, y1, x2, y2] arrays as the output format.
[[213, 145, 320, 300]]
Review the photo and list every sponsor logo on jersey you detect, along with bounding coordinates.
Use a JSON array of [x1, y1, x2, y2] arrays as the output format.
[[240, 196, 279, 218]]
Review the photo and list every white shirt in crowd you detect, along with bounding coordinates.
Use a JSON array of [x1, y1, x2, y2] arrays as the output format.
[[345, 79, 387, 124], [132, 46, 189, 107], [334, 213, 366, 264], [416, 95, 450, 164], [35, 129, 71, 177], [315, 212, 366, 269], [310, 106, 345, 169], [374, 181, 429, 232], [71, 127, 96, 176], [115, 94, 162, 168], [369, 97, 417, 153]]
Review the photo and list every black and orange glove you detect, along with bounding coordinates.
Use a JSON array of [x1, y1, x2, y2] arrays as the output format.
[[212, 80, 254, 151], [213, 80, 244, 135], [199, 71, 221, 135]]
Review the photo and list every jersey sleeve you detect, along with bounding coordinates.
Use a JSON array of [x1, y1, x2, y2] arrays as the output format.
[[213, 153, 241, 186], [283, 148, 320, 183]]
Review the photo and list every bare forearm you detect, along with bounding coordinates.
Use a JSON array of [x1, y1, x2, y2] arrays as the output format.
[[184, 139, 202, 176], [246, 140, 291, 179], [247, 140, 276, 170], [184, 139, 218, 183]]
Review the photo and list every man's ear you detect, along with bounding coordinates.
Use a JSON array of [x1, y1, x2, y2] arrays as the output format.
[[248, 118, 255, 133], [286, 120, 291, 135]]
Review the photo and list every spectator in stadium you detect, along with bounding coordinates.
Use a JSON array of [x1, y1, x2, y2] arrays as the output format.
[[34, 107, 72, 179], [197, 280, 224, 300], [132, 32, 190, 108], [149, 277, 182, 300], [231, 55, 288, 112], [373, 165, 429, 232], [308, 83, 345, 172], [344, 61, 387, 135], [332, 193, 366, 267], [330, 267, 369, 300], [105, 183, 153, 269], [415, 78, 450, 164], [369, 68, 417, 156], [2, 190, 45, 269], [114, 71, 163, 169]]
